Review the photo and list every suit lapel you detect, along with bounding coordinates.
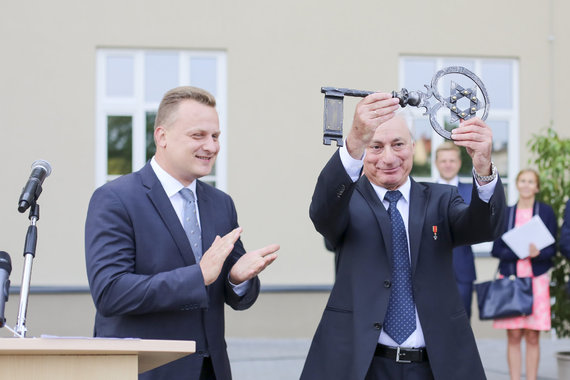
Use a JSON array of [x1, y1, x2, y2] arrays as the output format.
[[358, 176, 429, 274], [140, 163, 196, 266], [195, 181, 217, 250], [356, 177, 393, 261], [408, 179, 428, 275]]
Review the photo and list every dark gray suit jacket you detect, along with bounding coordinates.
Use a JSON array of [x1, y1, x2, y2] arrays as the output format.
[[85, 163, 259, 380], [453, 182, 476, 282], [301, 151, 505, 380]]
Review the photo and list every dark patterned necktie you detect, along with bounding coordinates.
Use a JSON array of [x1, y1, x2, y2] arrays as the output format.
[[179, 188, 202, 262], [383, 190, 416, 345]]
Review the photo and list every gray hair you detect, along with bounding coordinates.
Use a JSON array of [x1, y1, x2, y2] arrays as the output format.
[[395, 107, 416, 142]]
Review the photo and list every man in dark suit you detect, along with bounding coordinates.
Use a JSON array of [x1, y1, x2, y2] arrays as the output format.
[[435, 141, 476, 320], [301, 92, 505, 380], [85, 86, 279, 380]]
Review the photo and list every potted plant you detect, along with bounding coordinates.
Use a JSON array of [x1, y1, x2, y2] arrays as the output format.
[[527, 127, 570, 379]]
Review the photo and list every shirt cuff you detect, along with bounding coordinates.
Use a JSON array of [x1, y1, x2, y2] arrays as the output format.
[[339, 143, 364, 182], [474, 175, 499, 203], [228, 277, 251, 296]]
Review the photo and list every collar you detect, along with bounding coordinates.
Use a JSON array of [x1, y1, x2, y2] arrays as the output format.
[[150, 157, 197, 198], [370, 177, 411, 204], [436, 175, 459, 187]]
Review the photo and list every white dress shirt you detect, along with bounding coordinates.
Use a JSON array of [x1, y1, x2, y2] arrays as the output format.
[[436, 175, 460, 187]]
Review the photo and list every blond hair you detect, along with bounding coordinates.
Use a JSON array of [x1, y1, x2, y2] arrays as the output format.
[[435, 141, 461, 161], [154, 86, 216, 129]]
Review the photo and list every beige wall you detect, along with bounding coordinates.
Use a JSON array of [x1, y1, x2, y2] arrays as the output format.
[[0, 287, 508, 340], [0, 1, 568, 334]]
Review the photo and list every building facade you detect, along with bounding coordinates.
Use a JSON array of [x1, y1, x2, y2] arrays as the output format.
[[0, 0, 568, 337]]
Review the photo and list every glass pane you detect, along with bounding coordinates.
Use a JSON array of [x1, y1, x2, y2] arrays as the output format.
[[146, 112, 157, 161], [403, 59, 436, 91], [106, 56, 134, 97], [482, 61, 512, 109], [410, 117, 432, 177], [145, 52, 179, 102], [487, 120, 509, 178], [107, 115, 132, 175], [190, 57, 218, 97]]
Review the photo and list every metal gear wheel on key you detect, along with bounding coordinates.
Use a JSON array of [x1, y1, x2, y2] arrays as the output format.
[[393, 66, 490, 140]]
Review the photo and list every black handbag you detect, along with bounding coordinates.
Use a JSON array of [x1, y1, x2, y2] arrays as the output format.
[[474, 270, 533, 320]]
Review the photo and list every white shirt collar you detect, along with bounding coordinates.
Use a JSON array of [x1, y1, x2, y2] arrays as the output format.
[[370, 177, 411, 205], [150, 157, 197, 198], [436, 175, 459, 187]]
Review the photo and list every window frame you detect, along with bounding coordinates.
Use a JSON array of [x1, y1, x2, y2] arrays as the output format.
[[95, 49, 228, 190]]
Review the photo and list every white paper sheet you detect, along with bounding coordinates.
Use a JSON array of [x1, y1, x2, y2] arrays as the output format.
[[501, 215, 555, 259]]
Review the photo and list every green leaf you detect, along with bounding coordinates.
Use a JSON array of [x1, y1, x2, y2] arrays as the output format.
[[528, 126, 570, 337]]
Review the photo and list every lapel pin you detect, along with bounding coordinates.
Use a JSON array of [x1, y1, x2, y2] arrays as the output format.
[[432, 226, 438, 240]]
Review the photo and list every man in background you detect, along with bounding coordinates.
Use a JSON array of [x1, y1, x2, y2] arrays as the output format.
[[435, 141, 476, 320]]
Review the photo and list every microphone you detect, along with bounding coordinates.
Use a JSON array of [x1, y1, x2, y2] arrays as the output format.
[[18, 160, 52, 213], [0, 251, 11, 328]]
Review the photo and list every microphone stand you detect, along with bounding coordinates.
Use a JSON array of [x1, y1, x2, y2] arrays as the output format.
[[14, 201, 40, 337]]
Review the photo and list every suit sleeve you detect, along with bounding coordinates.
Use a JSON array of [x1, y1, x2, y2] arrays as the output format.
[[222, 196, 261, 311], [309, 150, 358, 247], [85, 185, 209, 317], [449, 177, 506, 246], [490, 208, 519, 262]]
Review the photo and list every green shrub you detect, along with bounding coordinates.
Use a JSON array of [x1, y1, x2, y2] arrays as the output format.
[[528, 127, 570, 337]]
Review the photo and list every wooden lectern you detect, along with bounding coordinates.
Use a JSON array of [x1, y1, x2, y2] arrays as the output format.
[[0, 337, 195, 379]]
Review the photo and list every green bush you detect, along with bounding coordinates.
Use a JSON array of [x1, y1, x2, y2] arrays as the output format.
[[527, 127, 570, 337]]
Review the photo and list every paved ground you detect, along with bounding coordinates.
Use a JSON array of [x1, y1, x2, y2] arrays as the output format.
[[227, 337, 570, 380]]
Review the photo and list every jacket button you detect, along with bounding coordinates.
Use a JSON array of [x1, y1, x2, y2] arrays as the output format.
[[336, 184, 346, 198], [373, 323, 382, 330], [384, 280, 391, 288]]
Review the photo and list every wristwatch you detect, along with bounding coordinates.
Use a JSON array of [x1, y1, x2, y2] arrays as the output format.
[[472, 162, 497, 182]]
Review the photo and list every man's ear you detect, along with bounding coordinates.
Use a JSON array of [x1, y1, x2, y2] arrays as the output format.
[[154, 126, 167, 148]]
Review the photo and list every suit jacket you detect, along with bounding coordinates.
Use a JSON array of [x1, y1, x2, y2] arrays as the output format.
[[453, 182, 476, 283], [491, 201, 558, 277], [560, 199, 570, 260], [301, 151, 505, 380], [85, 163, 260, 380]]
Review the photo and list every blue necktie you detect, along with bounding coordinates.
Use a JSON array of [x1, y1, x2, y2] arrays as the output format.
[[383, 190, 416, 345], [179, 188, 202, 262]]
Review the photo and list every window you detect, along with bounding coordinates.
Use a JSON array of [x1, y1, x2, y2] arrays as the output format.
[[96, 49, 227, 190], [399, 56, 519, 202]]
